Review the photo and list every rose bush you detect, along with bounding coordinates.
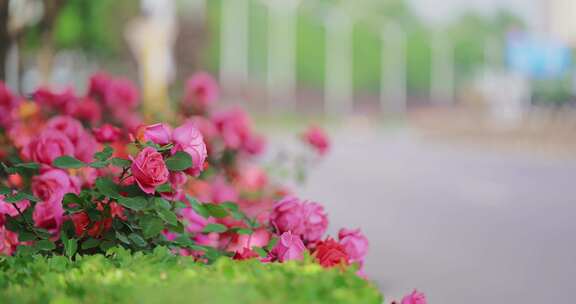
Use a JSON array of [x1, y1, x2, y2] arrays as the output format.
[[0, 72, 424, 303]]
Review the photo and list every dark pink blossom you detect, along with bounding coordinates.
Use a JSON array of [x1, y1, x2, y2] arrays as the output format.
[[184, 72, 219, 110], [93, 124, 122, 143], [303, 125, 330, 155]]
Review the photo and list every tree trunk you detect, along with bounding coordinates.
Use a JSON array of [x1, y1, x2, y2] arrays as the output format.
[[37, 0, 64, 84], [0, 0, 10, 81]]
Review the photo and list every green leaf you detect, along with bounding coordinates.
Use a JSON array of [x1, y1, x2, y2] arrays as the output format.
[[116, 232, 130, 244], [117, 196, 147, 211], [86, 208, 101, 221], [0, 185, 10, 195], [220, 201, 239, 212], [253, 247, 268, 258], [35, 240, 56, 251], [233, 228, 253, 235], [89, 161, 108, 168], [99, 240, 115, 252], [14, 162, 40, 170], [156, 208, 178, 226], [202, 223, 227, 233], [4, 218, 21, 231], [165, 151, 192, 171], [16, 245, 37, 256], [128, 233, 147, 247], [174, 201, 187, 209], [152, 197, 171, 210], [155, 183, 172, 193], [18, 231, 37, 242], [94, 145, 113, 161], [62, 193, 84, 205], [64, 239, 78, 258], [53, 156, 86, 169], [81, 238, 101, 250], [174, 236, 193, 248], [186, 195, 209, 218], [204, 203, 229, 219], [4, 192, 39, 203], [1, 162, 16, 174], [140, 215, 164, 239], [156, 143, 174, 152], [110, 157, 131, 168], [265, 237, 278, 251], [95, 177, 120, 198]]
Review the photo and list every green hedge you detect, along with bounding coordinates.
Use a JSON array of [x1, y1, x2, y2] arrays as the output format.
[[0, 247, 382, 304]]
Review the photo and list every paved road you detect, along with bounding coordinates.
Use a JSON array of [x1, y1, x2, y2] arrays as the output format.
[[292, 127, 576, 303]]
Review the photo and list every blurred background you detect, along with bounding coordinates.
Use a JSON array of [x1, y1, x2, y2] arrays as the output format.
[[1, 0, 576, 303]]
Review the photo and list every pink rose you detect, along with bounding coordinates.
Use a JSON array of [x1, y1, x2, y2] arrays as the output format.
[[93, 124, 121, 143], [212, 108, 252, 150], [0, 226, 19, 255], [69, 97, 102, 125], [0, 81, 19, 128], [227, 228, 270, 252], [22, 129, 75, 165], [270, 196, 328, 243], [233, 247, 260, 260], [171, 121, 207, 176], [270, 231, 306, 262], [142, 123, 172, 145], [112, 108, 142, 132], [184, 72, 219, 110], [210, 177, 238, 203], [244, 134, 266, 155], [237, 164, 268, 191], [32, 169, 81, 203], [87, 72, 112, 101], [46, 116, 84, 143], [33, 198, 65, 234], [46, 116, 98, 162], [189, 116, 218, 142], [180, 207, 211, 233], [33, 87, 77, 112], [338, 228, 369, 265], [104, 78, 139, 109], [303, 125, 330, 155], [401, 290, 427, 304], [169, 171, 187, 188], [130, 147, 169, 194], [0, 194, 30, 226]]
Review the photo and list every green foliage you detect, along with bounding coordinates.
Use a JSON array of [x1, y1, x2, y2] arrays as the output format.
[[54, 155, 86, 168], [165, 151, 193, 171], [0, 248, 383, 303], [0, 145, 257, 261]]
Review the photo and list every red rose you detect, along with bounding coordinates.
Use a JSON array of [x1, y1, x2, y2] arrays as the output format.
[[233, 247, 260, 260], [130, 147, 169, 194], [313, 238, 349, 268]]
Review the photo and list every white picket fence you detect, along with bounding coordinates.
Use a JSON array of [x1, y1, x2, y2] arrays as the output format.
[[214, 0, 492, 115]]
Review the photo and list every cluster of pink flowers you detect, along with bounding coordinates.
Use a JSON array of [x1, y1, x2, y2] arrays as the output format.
[[0, 71, 424, 302]]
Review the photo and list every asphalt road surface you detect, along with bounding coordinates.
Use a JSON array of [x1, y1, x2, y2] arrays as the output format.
[[293, 127, 576, 303]]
